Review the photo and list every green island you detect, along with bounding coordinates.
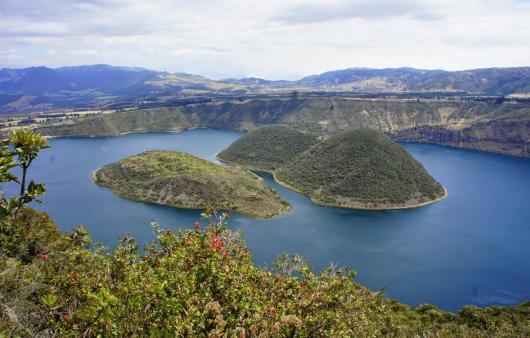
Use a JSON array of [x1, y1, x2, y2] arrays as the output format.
[[93, 150, 291, 218], [217, 125, 320, 170], [1, 130, 529, 337], [220, 126, 446, 210]]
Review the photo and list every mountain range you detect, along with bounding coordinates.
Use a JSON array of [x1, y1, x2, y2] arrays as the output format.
[[1, 65, 529, 114]]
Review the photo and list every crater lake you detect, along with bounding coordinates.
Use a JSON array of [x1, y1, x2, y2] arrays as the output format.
[[4, 129, 529, 311]]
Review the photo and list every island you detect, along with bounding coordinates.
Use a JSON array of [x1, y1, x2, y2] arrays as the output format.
[[93, 150, 291, 218], [220, 126, 447, 210], [217, 125, 320, 170]]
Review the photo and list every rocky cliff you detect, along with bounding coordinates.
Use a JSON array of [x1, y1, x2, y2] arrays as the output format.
[[37, 97, 530, 157]]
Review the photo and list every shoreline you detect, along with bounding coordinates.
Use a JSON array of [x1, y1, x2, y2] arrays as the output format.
[[37, 125, 528, 159], [91, 165, 291, 220], [216, 156, 448, 211], [271, 171, 448, 211]]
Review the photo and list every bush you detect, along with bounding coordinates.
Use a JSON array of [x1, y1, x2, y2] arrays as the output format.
[[1, 209, 529, 337]]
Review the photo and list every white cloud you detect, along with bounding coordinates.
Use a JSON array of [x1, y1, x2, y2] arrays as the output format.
[[0, 0, 528, 79]]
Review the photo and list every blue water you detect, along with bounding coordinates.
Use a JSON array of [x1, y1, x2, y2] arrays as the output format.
[[3, 129, 530, 311]]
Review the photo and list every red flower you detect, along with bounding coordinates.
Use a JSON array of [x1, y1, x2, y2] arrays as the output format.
[[39, 253, 48, 261], [265, 306, 277, 314], [223, 252, 230, 259], [210, 236, 224, 252], [194, 221, 201, 230]]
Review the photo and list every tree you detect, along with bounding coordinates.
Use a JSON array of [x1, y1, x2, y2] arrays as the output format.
[[0, 129, 49, 256]]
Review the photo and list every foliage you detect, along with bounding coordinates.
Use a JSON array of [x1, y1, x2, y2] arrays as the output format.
[[0, 129, 49, 258], [94, 150, 291, 218], [217, 125, 319, 170], [276, 128, 446, 208], [1, 208, 529, 337]]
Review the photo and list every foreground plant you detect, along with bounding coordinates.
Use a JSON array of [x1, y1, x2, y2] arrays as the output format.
[[1, 208, 529, 337], [1, 129, 49, 259]]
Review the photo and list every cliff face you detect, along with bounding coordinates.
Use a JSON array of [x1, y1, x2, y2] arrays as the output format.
[[392, 119, 529, 157], [37, 97, 530, 157]]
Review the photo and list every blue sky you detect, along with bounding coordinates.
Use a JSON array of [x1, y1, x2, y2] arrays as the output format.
[[0, 0, 529, 79]]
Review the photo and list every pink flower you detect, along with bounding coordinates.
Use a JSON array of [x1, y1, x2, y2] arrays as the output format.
[[39, 253, 48, 261], [194, 221, 201, 230]]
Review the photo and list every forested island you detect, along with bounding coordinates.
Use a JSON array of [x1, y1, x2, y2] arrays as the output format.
[[93, 150, 291, 218], [217, 125, 320, 170], [219, 126, 446, 210]]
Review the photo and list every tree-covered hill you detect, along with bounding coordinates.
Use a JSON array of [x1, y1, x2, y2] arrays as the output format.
[[94, 150, 291, 218], [276, 128, 446, 209], [217, 125, 320, 170]]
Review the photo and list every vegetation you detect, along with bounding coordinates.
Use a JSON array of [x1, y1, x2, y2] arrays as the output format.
[[2, 66, 530, 114], [275, 128, 446, 209], [2, 209, 529, 337], [219, 127, 446, 209], [1, 130, 529, 337], [93, 150, 291, 218], [1, 129, 49, 258], [217, 125, 319, 170], [36, 97, 530, 157]]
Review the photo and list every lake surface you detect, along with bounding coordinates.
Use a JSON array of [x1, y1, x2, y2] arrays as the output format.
[[4, 129, 530, 311]]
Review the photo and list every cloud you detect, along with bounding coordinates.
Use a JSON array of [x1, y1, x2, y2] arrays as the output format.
[[70, 49, 100, 56], [0, 0, 528, 79], [275, 0, 441, 24], [0, 49, 26, 63]]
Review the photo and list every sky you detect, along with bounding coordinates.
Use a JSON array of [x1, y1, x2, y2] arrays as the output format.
[[0, 0, 529, 80]]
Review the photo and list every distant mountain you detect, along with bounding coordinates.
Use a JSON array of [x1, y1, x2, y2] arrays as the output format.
[[298, 67, 445, 90], [0, 64, 529, 113], [415, 67, 530, 94], [298, 67, 530, 94], [222, 77, 273, 85], [0, 65, 161, 94], [0, 65, 246, 113]]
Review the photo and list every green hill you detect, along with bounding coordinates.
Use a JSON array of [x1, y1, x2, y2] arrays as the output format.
[[276, 128, 446, 209], [93, 150, 290, 218], [217, 125, 320, 170]]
